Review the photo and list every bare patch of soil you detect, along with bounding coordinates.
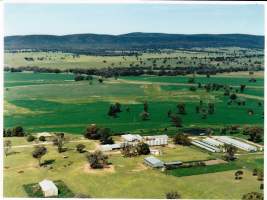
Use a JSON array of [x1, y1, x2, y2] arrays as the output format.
[[83, 164, 115, 174]]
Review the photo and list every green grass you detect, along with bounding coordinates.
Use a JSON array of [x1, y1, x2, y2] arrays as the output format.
[[23, 180, 75, 198], [4, 72, 264, 134], [167, 162, 240, 177]]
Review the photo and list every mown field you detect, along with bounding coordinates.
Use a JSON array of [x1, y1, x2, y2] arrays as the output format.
[[3, 136, 263, 198], [4, 71, 264, 134]]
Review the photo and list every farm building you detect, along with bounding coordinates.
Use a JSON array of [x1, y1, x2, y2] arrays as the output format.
[[100, 143, 121, 152], [213, 136, 257, 152], [144, 135, 168, 146], [191, 140, 221, 153], [144, 156, 164, 168], [202, 137, 224, 147], [36, 132, 53, 140], [121, 134, 142, 142], [39, 179, 58, 197]]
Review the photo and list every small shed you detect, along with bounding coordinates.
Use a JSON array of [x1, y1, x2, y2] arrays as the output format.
[[100, 143, 122, 152], [39, 179, 58, 197], [144, 156, 164, 168]]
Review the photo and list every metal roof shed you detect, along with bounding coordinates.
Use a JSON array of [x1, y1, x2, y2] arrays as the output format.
[[144, 156, 164, 168], [39, 179, 58, 197]]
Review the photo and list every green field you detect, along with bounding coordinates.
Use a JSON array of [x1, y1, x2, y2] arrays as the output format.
[[4, 72, 264, 134]]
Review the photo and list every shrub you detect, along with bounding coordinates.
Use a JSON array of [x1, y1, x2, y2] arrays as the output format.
[[242, 192, 263, 200], [76, 144, 86, 153], [166, 191, 181, 199], [39, 136, 46, 142]]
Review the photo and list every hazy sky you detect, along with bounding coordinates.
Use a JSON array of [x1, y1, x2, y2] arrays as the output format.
[[4, 4, 265, 36]]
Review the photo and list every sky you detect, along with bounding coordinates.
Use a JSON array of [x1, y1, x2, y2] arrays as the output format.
[[4, 3, 265, 36]]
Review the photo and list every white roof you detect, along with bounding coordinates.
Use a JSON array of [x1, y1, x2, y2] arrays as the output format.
[[144, 156, 164, 166], [39, 179, 58, 192], [122, 134, 142, 142], [37, 132, 52, 137]]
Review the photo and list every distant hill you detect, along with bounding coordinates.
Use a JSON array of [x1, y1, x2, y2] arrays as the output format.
[[4, 32, 264, 53]]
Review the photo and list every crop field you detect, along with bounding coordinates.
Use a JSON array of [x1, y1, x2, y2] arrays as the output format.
[[4, 47, 263, 69], [4, 71, 264, 134], [3, 136, 263, 198]]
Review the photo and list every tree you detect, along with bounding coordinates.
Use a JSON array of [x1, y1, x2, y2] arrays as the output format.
[[121, 144, 138, 157], [230, 93, 237, 101], [4, 140, 12, 157], [143, 101, 148, 112], [257, 169, 264, 181], [242, 192, 263, 200], [76, 144, 86, 153], [235, 170, 244, 180], [136, 142, 150, 155], [84, 124, 100, 140], [177, 103, 186, 115], [171, 115, 182, 127], [208, 103, 215, 114], [12, 126, 25, 137], [39, 136, 46, 142], [86, 151, 108, 169], [240, 84, 246, 92], [32, 146, 47, 166], [27, 135, 35, 142], [99, 128, 114, 145], [53, 133, 65, 153], [140, 111, 150, 121], [224, 144, 237, 161], [246, 127, 263, 143], [173, 133, 191, 146], [166, 191, 181, 199]]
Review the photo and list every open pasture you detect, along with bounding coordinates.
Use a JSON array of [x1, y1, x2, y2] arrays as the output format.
[[4, 72, 264, 134], [4, 47, 263, 70]]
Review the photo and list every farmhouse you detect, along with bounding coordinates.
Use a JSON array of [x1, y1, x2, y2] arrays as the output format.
[[39, 179, 58, 197], [150, 149, 162, 155], [144, 156, 164, 168]]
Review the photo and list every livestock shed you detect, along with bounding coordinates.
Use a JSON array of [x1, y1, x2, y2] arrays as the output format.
[[39, 179, 58, 197], [202, 137, 224, 147], [144, 156, 164, 168], [191, 140, 221, 153], [144, 135, 168, 146], [121, 134, 142, 142], [213, 136, 258, 152]]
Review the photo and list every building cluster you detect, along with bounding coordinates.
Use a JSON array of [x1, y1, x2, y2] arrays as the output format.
[[100, 134, 168, 152]]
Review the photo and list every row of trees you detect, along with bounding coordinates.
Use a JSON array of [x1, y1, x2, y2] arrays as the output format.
[[4, 126, 25, 137], [4, 65, 263, 78]]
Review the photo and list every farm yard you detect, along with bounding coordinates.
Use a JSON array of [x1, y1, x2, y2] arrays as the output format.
[[3, 135, 263, 198]]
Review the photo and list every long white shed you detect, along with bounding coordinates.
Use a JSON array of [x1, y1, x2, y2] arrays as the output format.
[[213, 136, 257, 152]]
